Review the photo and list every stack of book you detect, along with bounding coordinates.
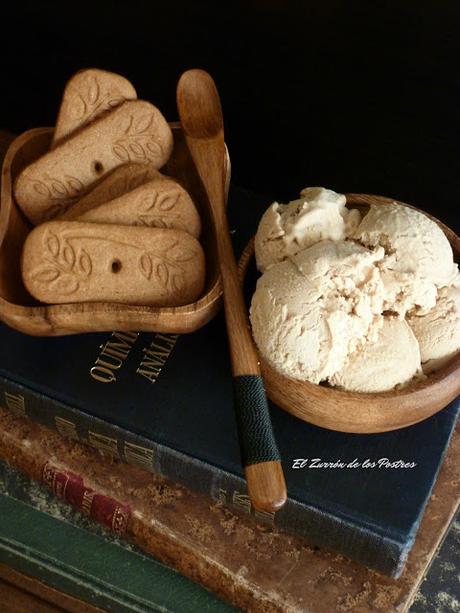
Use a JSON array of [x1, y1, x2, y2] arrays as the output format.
[[0, 130, 459, 609], [0, 307, 459, 578], [1, 407, 459, 611]]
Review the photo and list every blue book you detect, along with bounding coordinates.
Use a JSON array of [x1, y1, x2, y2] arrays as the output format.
[[0, 186, 458, 577]]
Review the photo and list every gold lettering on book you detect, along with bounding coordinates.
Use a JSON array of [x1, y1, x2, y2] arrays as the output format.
[[90, 365, 117, 384], [255, 509, 275, 525], [55, 416, 79, 441], [231, 491, 275, 524], [232, 492, 252, 515], [90, 330, 139, 383], [123, 441, 154, 470], [88, 431, 120, 458], [216, 488, 227, 505], [81, 489, 95, 515], [136, 334, 178, 384], [4, 391, 26, 416]]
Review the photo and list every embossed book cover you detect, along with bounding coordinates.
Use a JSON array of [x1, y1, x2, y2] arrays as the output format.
[[0, 187, 458, 577]]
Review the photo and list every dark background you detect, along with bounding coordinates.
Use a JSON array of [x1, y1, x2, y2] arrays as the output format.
[[1, 1, 459, 230]]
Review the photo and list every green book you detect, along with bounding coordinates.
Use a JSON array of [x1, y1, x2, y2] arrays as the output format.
[[0, 461, 235, 613]]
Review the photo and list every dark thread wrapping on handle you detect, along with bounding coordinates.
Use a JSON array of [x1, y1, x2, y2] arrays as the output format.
[[233, 375, 281, 466]]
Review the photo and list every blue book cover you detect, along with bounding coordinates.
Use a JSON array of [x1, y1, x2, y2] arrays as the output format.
[[0, 187, 458, 577]]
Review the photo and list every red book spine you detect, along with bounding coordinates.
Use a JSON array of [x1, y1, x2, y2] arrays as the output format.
[[41, 462, 130, 535]]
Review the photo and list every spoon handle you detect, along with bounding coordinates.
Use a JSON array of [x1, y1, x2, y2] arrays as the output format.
[[183, 135, 286, 512], [233, 376, 287, 513], [177, 69, 287, 512], [216, 185, 286, 512], [218, 197, 286, 513]]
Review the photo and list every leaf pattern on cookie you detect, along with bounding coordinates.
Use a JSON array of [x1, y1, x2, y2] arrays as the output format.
[[34, 268, 60, 283], [70, 76, 128, 125], [137, 238, 195, 292], [32, 175, 83, 202], [136, 191, 185, 229], [172, 273, 185, 292], [31, 229, 195, 298], [134, 114, 154, 133], [46, 232, 60, 258], [112, 144, 130, 163], [87, 77, 100, 105], [78, 250, 92, 276], [32, 175, 84, 220], [112, 111, 164, 163], [156, 262, 169, 287], [140, 253, 153, 280], [31, 230, 93, 295]]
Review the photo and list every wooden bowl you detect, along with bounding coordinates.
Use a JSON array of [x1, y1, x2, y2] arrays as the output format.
[[0, 123, 230, 336], [239, 194, 460, 433]]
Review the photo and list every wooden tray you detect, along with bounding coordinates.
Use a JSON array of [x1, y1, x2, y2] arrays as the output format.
[[239, 194, 460, 433], [0, 123, 230, 336]]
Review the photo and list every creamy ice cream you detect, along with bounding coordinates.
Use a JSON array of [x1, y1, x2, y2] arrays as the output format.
[[330, 318, 422, 392], [250, 240, 385, 383], [354, 202, 457, 315], [251, 194, 458, 391], [408, 272, 460, 374], [378, 269, 438, 318], [254, 187, 361, 272]]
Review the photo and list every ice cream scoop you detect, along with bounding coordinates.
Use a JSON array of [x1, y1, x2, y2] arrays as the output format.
[[330, 317, 422, 392], [254, 187, 360, 272], [354, 202, 457, 315], [408, 272, 460, 373], [250, 240, 385, 383]]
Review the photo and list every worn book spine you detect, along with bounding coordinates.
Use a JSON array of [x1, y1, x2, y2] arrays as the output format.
[[0, 374, 256, 513], [0, 374, 415, 576], [0, 463, 233, 613]]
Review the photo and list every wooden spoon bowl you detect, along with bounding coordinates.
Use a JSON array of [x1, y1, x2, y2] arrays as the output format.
[[239, 194, 460, 433], [0, 124, 230, 336]]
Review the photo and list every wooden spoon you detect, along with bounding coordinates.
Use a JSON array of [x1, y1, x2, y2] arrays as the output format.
[[177, 69, 287, 513]]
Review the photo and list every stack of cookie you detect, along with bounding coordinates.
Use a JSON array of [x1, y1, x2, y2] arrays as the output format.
[[14, 69, 205, 308]]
